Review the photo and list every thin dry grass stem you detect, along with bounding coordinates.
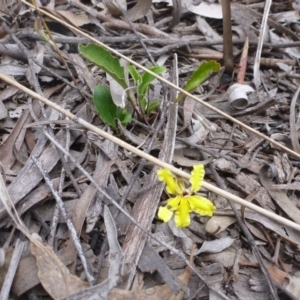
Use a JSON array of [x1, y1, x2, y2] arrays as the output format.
[[253, 0, 272, 89], [221, 0, 234, 73], [20, 0, 300, 161], [1, 73, 300, 234]]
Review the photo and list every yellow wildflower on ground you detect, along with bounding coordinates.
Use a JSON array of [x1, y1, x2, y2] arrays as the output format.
[[157, 165, 216, 227]]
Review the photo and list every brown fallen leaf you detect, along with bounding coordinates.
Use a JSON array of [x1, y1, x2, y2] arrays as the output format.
[[108, 266, 192, 300], [267, 265, 288, 286], [104, 0, 152, 21], [30, 234, 89, 300], [0, 109, 29, 169], [260, 165, 300, 224], [12, 255, 40, 296]]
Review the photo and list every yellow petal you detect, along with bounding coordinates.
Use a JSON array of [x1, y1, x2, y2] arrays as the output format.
[[157, 169, 182, 195], [167, 196, 181, 210], [158, 206, 173, 222], [176, 178, 185, 193], [174, 198, 190, 227], [187, 195, 216, 217], [190, 165, 205, 193]]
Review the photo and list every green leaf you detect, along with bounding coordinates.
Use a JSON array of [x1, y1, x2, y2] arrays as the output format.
[[137, 66, 166, 97], [140, 97, 147, 110], [93, 84, 117, 129], [116, 108, 132, 126], [128, 65, 141, 83], [79, 44, 127, 89], [146, 100, 161, 115], [176, 61, 221, 103]]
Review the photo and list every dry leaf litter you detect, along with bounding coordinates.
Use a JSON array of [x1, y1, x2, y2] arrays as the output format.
[[0, 0, 300, 299]]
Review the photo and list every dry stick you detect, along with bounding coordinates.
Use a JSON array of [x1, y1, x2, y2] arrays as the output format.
[[1, 73, 300, 234], [120, 41, 191, 56], [9, 29, 300, 49], [201, 150, 279, 300], [13, 29, 300, 49], [221, 0, 234, 73], [14, 30, 300, 49], [19, 0, 300, 161]]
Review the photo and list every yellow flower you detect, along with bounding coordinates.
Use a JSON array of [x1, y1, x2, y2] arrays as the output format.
[[157, 165, 216, 227]]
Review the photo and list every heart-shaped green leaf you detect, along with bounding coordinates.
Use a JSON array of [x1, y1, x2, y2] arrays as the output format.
[[79, 44, 127, 89], [93, 84, 117, 130]]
